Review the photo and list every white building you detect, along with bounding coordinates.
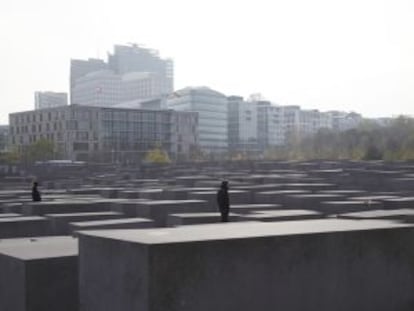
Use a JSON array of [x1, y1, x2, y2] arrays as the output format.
[[228, 96, 259, 154], [108, 44, 174, 95], [257, 101, 285, 148], [167, 87, 228, 153], [121, 72, 164, 102], [71, 70, 167, 108], [328, 111, 363, 131], [71, 70, 122, 107], [35, 92, 68, 110]]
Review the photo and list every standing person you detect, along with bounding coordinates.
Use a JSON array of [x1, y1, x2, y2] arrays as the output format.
[[217, 181, 230, 222], [32, 182, 42, 202]]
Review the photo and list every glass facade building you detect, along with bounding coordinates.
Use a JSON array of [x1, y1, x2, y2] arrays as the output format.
[[9, 105, 197, 163], [167, 87, 228, 153]]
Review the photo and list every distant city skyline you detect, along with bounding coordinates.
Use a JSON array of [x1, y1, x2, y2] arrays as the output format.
[[1, 0, 414, 124]]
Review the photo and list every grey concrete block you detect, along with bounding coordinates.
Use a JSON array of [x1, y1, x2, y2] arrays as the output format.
[[383, 197, 414, 210], [338, 209, 414, 222], [79, 220, 414, 311], [188, 190, 251, 207], [0, 217, 51, 239], [111, 200, 150, 217], [255, 190, 311, 205], [70, 218, 154, 234], [0, 213, 21, 218], [167, 212, 242, 227], [242, 209, 323, 222], [0, 237, 78, 311], [45, 211, 125, 235], [230, 204, 281, 214], [163, 188, 215, 200], [283, 193, 345, 209], [22, 201, 111, 216], [134, 200, 210, 226], [318, 200, 383, 215]]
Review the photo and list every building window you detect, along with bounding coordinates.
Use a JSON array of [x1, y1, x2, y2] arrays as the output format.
[[73, 142, 89, 151]]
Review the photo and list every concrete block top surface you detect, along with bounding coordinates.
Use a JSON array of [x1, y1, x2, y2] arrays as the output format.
[[175, 175, 211, 180], [0, 236, 78, 260], [351, 195, 400, 201], [167, 187, 216, 192], [138, 200, 206, 205], [340, 209, 414, 218], [169, 212, 239, 218], [287, 194, 345, 199], [0, 216, 46, 223], [79, 219, 414, 245], [259, 190, 311, 195], [384, 197, 414, 202], [44, 211, 122, 218], [0, 213, 21, 218], [0, 236, 73, 245], [283, 183, 336, 187], [190, 190, 247, 194], [319, 190, 367, 194], [231, 204, 281, 208], [249, 210, 321, 217], [71, 217, 153, 226]]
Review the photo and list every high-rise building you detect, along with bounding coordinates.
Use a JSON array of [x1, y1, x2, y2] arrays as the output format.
[[9, 105, 198, 163], [35, 92, 68, 110], [0, 125, 9, 151], [121, 72, 165, 102], [71, 70, 122, 107], [167, 87, 228, 153], [108, 44, 173, 95], [257, 101, 285, 149], [70, 58, 108, 104], [70, 44, 174, 107], [227, 96, 259, 154], [71, 70, 167, 108], [327, 111, 363, 131]]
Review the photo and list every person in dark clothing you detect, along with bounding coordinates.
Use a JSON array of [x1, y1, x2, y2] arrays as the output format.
[[32, 182, 42, 202], [217, 181, 230, 222]]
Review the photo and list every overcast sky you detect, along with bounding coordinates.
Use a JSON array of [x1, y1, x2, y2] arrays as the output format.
[[1, 0, 413, 124]]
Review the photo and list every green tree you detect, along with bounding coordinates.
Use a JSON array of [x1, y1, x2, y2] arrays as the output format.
[[0, 148, 21, 164], [27, 139, 55, 163], [144, 147, 171, 164]]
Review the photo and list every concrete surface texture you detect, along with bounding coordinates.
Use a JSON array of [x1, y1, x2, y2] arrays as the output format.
[[0, 236, 78, 311], [2, 160, 414, 310], [78, 220, 414, 311]]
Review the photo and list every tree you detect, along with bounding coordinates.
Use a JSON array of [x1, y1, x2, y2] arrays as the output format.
[[27, 139, 55, 163], [144, 146, 171, 164], [0, 148, 21, 164]]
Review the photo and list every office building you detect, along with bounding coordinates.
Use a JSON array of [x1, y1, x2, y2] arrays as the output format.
[[35, 92, 68, 110], [328, 111, 363, 131], [71, 70, 122, 107], [70, 58, 108, 104], [9, 105, 198, 163], [167, 87, 228, 153], [257, 101, 285, 149], [0, 125, 9, 151], [108, 44, 173, 95], [227, 96, 259, 154]]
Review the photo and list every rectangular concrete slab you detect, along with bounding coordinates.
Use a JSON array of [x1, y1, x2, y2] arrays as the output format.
[[45, 211, 125, 235], [79, 219, 414, 311], [70, 217, 154, 235], [242, 209, 323, 222], [167, 212, 242, 227], [0, 237, 78, 311], [0, 217, 51, 239], [134, 200, 210, 226], [22, 201, 112, 216]]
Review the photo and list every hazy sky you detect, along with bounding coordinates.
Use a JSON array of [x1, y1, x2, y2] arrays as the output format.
[[1, 0, 414, 124]]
